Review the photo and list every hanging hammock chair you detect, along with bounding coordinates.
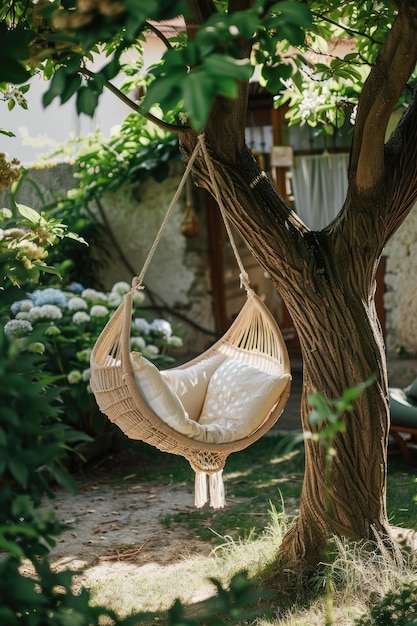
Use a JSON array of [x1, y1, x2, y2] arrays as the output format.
[[90, 136, 292, 508]]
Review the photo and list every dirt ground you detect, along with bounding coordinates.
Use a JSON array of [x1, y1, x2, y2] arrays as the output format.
[[47, 472, 211, 573]]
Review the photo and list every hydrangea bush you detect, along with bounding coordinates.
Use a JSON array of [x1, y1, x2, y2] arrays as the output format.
[[4, 281, 183, 436]]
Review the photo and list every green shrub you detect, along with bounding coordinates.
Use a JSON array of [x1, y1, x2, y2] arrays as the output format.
[[3, 281, 183, 437], [355, 582, 417, 625]]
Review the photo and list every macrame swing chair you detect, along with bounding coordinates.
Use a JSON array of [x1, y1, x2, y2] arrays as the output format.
[[90, 135, 292, 508]]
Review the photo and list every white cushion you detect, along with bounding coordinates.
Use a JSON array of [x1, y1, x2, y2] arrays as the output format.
[[161, 353, 226, 420], [130, 352, 203, 439], [130, 353, 290, 445], [199, 359, 291, 442]]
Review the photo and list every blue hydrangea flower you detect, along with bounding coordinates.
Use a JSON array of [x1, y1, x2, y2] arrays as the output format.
[[68, 282, 85, 294], [10, 299, 33, 315], [31, 288, 68, 308]]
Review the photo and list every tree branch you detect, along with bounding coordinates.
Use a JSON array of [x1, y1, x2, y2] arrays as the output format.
[[349, 4, 417, 193], [145, 21, 173, 50], [79, 68, 192, 135]]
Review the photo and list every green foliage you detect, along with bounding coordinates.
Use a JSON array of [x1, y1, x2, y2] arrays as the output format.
[[307, 377, 374, 452], [0, 203, 86, 288], [354, 581, 417, 625], [1, 0, 407, 133], [60, 112, 180, 205]]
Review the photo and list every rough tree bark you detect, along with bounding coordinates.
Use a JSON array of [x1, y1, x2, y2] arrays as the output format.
[[180, 0, 417, 573]]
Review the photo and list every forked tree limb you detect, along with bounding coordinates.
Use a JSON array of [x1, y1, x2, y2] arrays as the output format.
[[350, 2, 417, 193]]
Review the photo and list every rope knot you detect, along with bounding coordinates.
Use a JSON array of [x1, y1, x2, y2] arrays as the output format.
[[131, 276, 145, 292], [239, 272, 251, 292]]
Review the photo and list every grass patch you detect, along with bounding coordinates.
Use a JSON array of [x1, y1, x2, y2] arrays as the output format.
[[153, 434, 305, 544], [387, 457, 417, 530], [86, 508, 417, 625]]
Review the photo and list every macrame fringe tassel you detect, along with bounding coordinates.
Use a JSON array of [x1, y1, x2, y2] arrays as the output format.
[[209, 470, 225, 509], [194, 471, 225, 509], [195, 471, 208, 508]]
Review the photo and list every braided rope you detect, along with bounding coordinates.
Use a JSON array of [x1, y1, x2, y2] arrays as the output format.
[[131, 138, 202, 293], [199, 136, 251, 293], [131, 134, 251, 294]]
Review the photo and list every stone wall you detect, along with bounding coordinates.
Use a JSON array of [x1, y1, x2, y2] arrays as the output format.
[[384, 204, 417, 358]]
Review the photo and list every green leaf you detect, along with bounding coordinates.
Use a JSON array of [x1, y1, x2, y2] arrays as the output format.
[[141, 73, 185, 112], [60, 73, 82, 105], [0, 57, 31, 84], [215, 76, 239, 99], [203, 53, 253, 81], [42, 67, 67, 107], [8, 459, 29, 487], [76, 86, 100, 117], [0, 129, 16, 137], [183, 70, 215, 132], [262, 63, 292, 93], [16, 203, 41, 224]]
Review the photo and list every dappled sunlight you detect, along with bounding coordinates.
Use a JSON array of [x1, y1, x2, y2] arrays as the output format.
[[269, 449, 302, 465]]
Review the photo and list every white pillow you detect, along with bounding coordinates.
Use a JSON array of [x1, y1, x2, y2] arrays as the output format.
[[161, 353, 226, 420], [130, 352, 203, 439], [130, 353, 290, 445], [199, 359, 291, 442]]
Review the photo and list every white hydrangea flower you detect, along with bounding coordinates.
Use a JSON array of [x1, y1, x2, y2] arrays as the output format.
[[68, 297, 88, 311], [27, 306, 42, 322], [26, 304, 62, 321], [111, 281, 131, 295], [90, 304, 109, 317], [107, 291, 123, 308], [130, 336, 146, 351], [81, 367, 91, 382], [133, 318, 150, 334], [149, 318, 172, 338], [81, 288, 108, 304], [67, 370, 82, 384], [39, 304, 63, 320], [15, 311, 31, 321], [72, 311, 90, 324], [4, 319, 33, 336], [143, 344, 159, 358], [168, 335, 183, 348], [132, 290, 145, 306]]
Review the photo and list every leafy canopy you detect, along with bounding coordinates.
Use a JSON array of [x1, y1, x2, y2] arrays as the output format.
[[0, 1, 410, 133]]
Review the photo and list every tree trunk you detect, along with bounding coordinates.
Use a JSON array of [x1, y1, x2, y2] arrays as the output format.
[[181, 135, 393, 573], [275, 259, 391, 572]]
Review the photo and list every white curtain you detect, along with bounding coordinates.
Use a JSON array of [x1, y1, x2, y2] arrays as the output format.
[[291, 153, 349, 230]]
